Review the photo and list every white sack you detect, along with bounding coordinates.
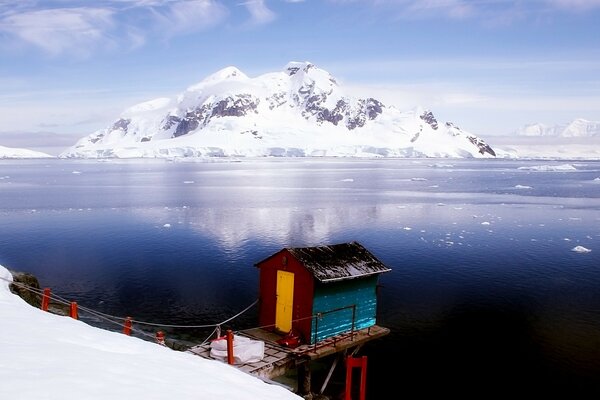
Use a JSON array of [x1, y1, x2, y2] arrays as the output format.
[[210, 334, 265, 364]]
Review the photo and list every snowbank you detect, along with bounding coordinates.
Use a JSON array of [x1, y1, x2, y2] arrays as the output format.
[[0, 265, 300, 400]]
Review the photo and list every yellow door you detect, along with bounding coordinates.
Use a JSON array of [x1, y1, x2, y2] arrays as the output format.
[[275, 270, 294, 333]]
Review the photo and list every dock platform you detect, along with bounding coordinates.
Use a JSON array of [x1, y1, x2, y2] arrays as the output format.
[[186, 325, 390, 381]]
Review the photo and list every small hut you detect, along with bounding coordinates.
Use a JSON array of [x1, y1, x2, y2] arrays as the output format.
[[254, 241, 391, 345]]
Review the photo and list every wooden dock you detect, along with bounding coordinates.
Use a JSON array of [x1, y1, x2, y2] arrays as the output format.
[[186, 325, 389, 393]]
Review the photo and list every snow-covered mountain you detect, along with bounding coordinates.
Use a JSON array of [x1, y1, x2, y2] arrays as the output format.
[[515, 118, 600, 137], [60, 61, 496, 159], [0, 144, 53, 159]]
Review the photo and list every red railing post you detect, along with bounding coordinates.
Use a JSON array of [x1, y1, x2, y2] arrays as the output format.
[[226, 329, 234, 365], [156, 331, 165, 345], [123, 317, 132, 336], [345, 355, 367, 400], [69, 301, 78, 320], [41, 288, 51, 311]]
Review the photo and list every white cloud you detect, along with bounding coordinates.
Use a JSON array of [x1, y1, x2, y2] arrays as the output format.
[[241, 0, 276, 25], [543, 0, 600, 10], [0, 8, 117, 56], [328, 0, 600, 22], [404, 0, 475, 19], [0, 0, 229, 56], [150, 0, 228, 36]]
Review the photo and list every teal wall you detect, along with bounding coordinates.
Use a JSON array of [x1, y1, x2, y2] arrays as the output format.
[[310, 275, 378, 344]]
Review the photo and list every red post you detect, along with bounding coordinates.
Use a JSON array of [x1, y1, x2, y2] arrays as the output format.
[[156, 331, 165, 345], [123, 317, 132, 336], [69, 301, 78, 320], [226, 329, 234, 365], [41, 288, 51, 311], [345, 356, 368, 400]]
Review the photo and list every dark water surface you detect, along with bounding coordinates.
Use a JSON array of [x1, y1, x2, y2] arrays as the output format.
[[1, 158, 599, 398]]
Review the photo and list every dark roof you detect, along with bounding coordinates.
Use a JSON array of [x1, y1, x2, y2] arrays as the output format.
[[286, 241, 391, 283]]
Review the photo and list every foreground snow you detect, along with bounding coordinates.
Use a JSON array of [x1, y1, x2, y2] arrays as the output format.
[[0, 265, 300, 400], [0, 145, 53, 159]]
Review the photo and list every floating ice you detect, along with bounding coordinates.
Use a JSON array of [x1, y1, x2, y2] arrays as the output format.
[[163, 223, 171, 228], [183, 181, 194, 184], [481, 221, 491, 225], [571, 246, 591, 253], [411, 177, 427, 181], [72, 171, 82, 174], [518, 164, 577, 172], [514, 185, 532, 189], [340, 178, 354, 182], [594, 177, 600, 181], [403, 227, 412, 231]]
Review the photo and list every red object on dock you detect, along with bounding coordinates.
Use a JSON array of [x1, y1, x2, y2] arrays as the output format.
[[156, 331, 165, 345], [226, 330, 234, 365], [123, 317, 132, 336], [345, 355, 367, 400], [69, 301, 78, 320], [41, 288, 51, 311]]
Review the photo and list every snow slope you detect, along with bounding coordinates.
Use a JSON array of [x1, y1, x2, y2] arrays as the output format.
[[515, 118, 600, 137], [0, 265, 301, 400], [0, 145, 53, 159], [60, 62, 496, 159], [489, 136, 600, 160]]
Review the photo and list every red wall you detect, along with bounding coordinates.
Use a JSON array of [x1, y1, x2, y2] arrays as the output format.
[[256, 249, 314, 344]]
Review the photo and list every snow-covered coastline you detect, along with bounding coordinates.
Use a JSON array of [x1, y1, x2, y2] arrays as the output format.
[[0, 265, 300, 400], [0, 145, 53, 159], [489, 136, 600, 160]]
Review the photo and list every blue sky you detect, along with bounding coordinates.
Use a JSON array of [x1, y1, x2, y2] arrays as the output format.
[[1, 0, 599, 151]]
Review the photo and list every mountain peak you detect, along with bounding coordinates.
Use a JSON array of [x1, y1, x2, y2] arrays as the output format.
[[205, 66, 247, 82], [284, 61, 315, 76], [60, 62, 496, 159]]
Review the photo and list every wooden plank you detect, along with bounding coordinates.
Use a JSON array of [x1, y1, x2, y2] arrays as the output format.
[[186, 325, 390, 380]]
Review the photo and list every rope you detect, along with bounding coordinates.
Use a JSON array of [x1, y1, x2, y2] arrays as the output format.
[[3, 276, 156, 339], [1, 275, 258, 332]]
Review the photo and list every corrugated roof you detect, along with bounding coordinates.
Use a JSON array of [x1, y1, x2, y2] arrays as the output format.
[[286, 241, 391, 283]]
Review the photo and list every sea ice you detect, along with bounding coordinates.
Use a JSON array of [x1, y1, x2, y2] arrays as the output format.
[[183, 181, 195, 184], [517, 164, 577, 172], [571, 246, 592, 253], [514, 185, 532, 189], [340, 178, 354, 182], [163, 223, 171, 228]]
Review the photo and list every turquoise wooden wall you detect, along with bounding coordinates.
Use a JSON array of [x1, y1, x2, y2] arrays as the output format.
[[310, 275, 378, 344]]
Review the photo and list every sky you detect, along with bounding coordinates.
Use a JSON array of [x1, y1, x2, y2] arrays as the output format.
[[0, 265, 302, 400], [1, 0, 599, 153]]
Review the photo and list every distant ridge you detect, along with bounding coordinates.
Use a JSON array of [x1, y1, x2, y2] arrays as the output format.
[[515, 118, 600, 137], [0, 145, 53, 159], [60, 61, 496, 159]]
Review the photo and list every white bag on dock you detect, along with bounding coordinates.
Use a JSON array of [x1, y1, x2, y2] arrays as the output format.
[[210, 334, 265, 364]]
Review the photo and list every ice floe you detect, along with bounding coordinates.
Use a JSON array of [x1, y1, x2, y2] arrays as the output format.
[[571, 246, 592, 253], [518, 164, 577, 172], [514, 185, 532, 189]]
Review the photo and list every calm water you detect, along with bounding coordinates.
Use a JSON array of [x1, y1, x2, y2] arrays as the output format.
[[1, 158, 599, 398]]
